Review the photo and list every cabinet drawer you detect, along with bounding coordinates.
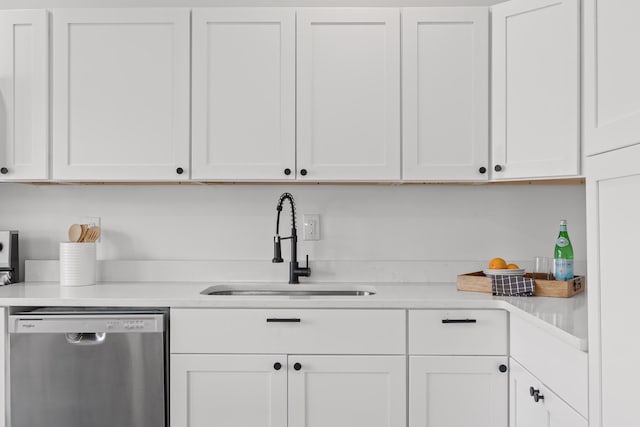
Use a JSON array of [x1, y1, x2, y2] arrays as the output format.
[[409, 309, 507, 355], [170, 309, 405, 354], [510, 315, 588, 418]]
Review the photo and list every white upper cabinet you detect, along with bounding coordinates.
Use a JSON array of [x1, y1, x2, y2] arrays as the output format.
[[402, 8, 489, 181], [491, 0, 580, 179], [0, 10, 49, 181], [191, 8, 296, 181], [52, 9, 190, 181], [584, 0, 640, 155], [296, 8, 401, 181]]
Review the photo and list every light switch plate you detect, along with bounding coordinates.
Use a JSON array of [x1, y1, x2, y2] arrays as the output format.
[[303, 214, 320, 241], [79, 216, 101, 243]]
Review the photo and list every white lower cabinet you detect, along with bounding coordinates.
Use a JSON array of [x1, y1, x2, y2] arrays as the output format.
[[408, 309, 508, 427], [409, 356, 508, 427], [170, 308, 407, 427], [171, 353, 405, 427], [170, 354, 287, 427], [510, 359, 587, 427], [288, 355, 406, 427]]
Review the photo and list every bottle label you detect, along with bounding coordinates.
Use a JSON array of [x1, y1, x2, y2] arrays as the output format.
[[556, 237, 570, 247], [554, 259, 574, 281]]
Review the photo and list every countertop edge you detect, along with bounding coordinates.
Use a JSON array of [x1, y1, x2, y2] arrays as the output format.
[[0, 282, 588, 352]]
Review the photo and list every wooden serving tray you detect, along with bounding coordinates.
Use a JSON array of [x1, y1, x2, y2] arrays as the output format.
[[457, 271, 585, 298]]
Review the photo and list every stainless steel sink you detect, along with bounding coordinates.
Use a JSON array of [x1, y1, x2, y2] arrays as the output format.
[[201, 284, 376, 296]]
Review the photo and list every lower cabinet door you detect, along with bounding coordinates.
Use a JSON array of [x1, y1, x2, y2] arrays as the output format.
[[171, 354, 287, 427], [510, 359, 587, 427], [409, 356, 508, 427], [288, 355, 406, 427]]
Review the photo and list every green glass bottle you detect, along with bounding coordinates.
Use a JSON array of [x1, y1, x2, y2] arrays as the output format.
[[554, 220, 574, 280]]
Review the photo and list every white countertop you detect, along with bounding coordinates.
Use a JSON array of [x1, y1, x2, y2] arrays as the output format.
[[0, 281, 587, 351]]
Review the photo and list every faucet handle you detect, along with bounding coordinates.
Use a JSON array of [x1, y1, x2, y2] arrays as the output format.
[[302, 255, 311, 276]]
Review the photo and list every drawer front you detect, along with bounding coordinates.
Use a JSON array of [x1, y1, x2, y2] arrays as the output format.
[[409, 309, 507, 355], [510, 315, 588, 418], [170, 308, 406, 354]]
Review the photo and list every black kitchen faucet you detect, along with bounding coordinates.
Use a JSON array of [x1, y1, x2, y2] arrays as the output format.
[[272, 192, 311, 284]]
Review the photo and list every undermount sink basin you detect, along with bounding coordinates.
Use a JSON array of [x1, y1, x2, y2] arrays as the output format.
[[201, 284, 376, 297]]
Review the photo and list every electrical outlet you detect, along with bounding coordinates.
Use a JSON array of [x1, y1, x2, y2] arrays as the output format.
[[303, 214, 320, 241]]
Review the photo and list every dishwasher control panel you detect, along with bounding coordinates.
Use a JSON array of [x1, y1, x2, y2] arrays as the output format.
[[8, 314, 165, 334]]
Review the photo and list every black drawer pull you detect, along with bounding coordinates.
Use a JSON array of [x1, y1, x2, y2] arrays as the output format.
[[266, 318, 301, 323], [442, 319, 477, 324]]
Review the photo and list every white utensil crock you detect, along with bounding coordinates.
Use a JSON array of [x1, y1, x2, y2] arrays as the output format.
[[60, 242, 96, 287]]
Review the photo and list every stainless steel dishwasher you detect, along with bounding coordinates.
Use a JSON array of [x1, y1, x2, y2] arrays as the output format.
[[8, 307, 168, 427]]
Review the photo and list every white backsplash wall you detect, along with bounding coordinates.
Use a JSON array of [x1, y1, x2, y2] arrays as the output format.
[[0, 183, 585, 282]]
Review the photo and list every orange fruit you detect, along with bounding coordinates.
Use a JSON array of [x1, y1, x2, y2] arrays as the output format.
[[488, 257, 508, 269], [507, 263, 520, 269]]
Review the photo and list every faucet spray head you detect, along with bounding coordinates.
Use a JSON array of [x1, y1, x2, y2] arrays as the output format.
[[272, 235, 283, 263]]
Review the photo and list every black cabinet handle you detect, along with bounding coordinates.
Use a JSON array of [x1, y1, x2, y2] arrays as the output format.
[[499, 364, 508, 373], [479, 167, 487, 174], [442, 319, 477, 324], [0, 167, 8, 175], [294, 362, 302, 371], [534, 393, 544, 403], [266, 318, 301, 323], [176, 167, 184, 175], [274, 362, 282, 371], [494, 165, 503, 172], [300, 169, 308, 176], [284, 168, 291, 176], [529, 387, 540, 397]]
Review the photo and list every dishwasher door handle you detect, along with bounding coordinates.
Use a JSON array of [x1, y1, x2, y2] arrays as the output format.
[[65, 332, 106, 345]]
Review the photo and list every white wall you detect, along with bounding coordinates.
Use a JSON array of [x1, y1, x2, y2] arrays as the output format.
[[0, 183, 586, 281]]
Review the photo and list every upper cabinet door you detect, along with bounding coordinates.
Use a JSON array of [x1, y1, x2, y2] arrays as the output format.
[[491, 0, 580, 180], [297, 8, 401, 181], [191, 8, 296, 181], [402, 8, 489, 181], [584, 0, 640, 156], [0, 10, 49, 181], [52, 9, 190, 181]]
